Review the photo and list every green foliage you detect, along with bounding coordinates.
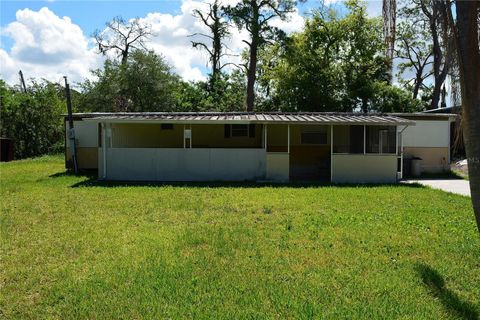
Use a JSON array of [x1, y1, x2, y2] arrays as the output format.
[[260, 0, 420, 113], [370, 82, 425, 112], [1, 156, 479, 318], [79, 50, 179, 112], [0, 80, 65, 159], [174, 71, 246, 112]]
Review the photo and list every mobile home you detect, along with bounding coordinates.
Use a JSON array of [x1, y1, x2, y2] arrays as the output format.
[[65, 112, 455, 183]]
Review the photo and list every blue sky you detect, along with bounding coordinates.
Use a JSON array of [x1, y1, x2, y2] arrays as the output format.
[[0, 0, 383, 85], [1, 1, 183, 36]]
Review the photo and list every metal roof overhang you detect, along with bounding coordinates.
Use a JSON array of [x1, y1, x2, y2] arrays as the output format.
[[82, 112, 415, 126]]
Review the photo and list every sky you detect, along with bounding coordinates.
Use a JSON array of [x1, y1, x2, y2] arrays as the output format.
[[0, 0, 384, 88]]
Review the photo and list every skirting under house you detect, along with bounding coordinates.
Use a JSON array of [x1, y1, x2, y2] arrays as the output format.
[[65, 112, 455, 183]]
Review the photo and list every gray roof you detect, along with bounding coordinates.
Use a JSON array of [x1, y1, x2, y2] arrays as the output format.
[[80, 112, 414, 125]]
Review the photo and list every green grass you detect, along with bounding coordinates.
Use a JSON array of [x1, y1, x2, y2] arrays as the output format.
[[1, 155, 479, 319]]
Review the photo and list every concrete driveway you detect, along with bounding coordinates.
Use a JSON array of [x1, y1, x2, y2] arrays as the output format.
[[403, 179, 471, 197]]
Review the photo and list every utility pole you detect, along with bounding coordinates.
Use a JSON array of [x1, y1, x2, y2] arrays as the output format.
[[64, 76, 78, 174], [19, 70, 27, 93]]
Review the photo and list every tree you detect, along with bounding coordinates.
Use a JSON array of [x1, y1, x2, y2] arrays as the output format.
[[259, 1, 419, 113], [0, 80, 65, 159], [453, 1, 480, 231], [382, 0, 397, 82], [80, 50, 179, 112], [173, 71, 246, 112], [418, 0, 455, 110], [190, 0, 231, 90], [395, 2, 433, 100], [93, 16, 151, 66], [224, 0, 299, 111]]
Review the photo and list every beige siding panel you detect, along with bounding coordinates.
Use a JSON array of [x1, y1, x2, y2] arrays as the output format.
[[289, 124, 330, 146], [266, 153, 289, 182], [267, 124, 288, 147], [192, 124, 262, 148], [332, 154, 397, 183], [403, 147, 449, 173], [66, 147, 98, 169], [111, 123, 183, 148], [104, 148, 266, 181]]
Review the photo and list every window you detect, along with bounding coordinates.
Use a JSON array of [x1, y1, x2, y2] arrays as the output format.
[[366, 126, 396, 154], [333, 125, 364, 154], [161, 123, 173, 130], [301, 130, 327, 145], [224, 124, 256, 138], [231, 124, 248, 137]]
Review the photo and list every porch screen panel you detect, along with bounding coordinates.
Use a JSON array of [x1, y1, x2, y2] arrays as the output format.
[[366, 126, 396, 154], [333, 125, 363, 154]]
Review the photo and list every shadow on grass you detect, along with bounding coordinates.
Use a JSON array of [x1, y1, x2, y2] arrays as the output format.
[[49, 170, 97, 179], [48, 171, 427, 189], [415, 263, 479, 320]]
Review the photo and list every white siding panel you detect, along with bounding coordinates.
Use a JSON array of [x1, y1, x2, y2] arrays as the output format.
[[66, 121, 98, 148], [105, 148, 266, 181], [401, 120, 450, 148], [266, 153, 289, 182], [332, 154, 397, 183]]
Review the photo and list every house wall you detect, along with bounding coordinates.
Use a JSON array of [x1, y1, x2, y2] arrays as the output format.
[[111, 123, 183, 148], [331, 154, 397, 183], [267, 124, 288, 152], [400, 119, 451, 172], [403, 147, 449, 173], [65, 120, 99, 169], [66, 148, 98, 169], [102, 148, 266, 181], [289, 125, 331, 180], [191, 124, 262, 148], [109, 123, 263, 148], [266, 153, 289, 181]]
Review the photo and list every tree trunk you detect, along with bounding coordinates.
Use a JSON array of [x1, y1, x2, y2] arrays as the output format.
[[246, 39, 257, 112], [246, 2, 259, 112], [121, 44, 129, 66], [455, 1, 480, 231], [430, 3, 442, 110], [412, 71, 423, 100]]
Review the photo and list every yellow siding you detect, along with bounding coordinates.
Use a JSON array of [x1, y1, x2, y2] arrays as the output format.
[[66, 147, 98, 169], [290, 124, 330, 146], [111, 123, 183, 148], [191, 124, 262, 148]]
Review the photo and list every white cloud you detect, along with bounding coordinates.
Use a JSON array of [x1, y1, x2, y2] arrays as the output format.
[[270, 8, 305, 34], [0, 1, 305, 85], [0, 7, 101, 86], [139, 0, 304, 81]]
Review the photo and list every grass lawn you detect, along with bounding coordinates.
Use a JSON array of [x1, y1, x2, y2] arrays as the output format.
[[1, 155, 479, 319]]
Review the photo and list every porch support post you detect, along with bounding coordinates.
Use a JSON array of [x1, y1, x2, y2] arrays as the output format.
[[400, 129, 404, 179], [363, 125, 366, 154], [183, 124, 186, 149], [330, 125, 333, 182], [264, 124, 268, 151], [399, 126, 404, 180], [101, 122, 107, 179], [287, 125, 290, 154], [395, 125, 398, 156]]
